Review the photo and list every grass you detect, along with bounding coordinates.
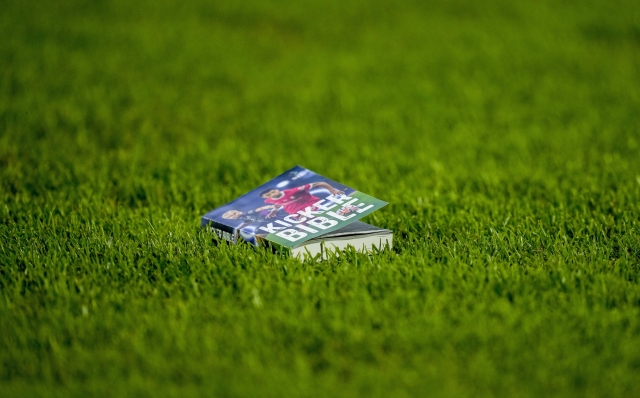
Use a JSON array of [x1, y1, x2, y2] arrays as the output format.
[[1, 0, 640, 396]]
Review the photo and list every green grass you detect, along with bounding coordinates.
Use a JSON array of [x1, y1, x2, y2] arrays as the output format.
[[2, 0, 640, 396]]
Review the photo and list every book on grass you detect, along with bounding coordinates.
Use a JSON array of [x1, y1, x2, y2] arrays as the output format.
[[201, 166, 392, 259]]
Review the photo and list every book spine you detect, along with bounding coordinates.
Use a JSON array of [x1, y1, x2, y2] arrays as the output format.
[[201, 217, 238, 244]]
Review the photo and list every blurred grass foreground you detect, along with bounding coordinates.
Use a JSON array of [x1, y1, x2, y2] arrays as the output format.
[[1, 0, 640, 397]]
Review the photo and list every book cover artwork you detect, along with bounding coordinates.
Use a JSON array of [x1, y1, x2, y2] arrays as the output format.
[[201, 166, 391, 258]]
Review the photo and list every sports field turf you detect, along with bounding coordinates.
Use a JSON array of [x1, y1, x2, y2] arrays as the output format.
[[1, 0, 640, 396]]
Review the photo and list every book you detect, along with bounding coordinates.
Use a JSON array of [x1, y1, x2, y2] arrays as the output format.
[[201, 165, 392, 259]]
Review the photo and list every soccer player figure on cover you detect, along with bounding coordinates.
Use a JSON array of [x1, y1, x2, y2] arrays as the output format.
[[222, 205, 277, 229], [221, 205, 280, 244], [260, 182, 345, 219]]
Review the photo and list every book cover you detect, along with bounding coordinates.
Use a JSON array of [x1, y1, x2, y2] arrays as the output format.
[[201, 166, 387, 249]]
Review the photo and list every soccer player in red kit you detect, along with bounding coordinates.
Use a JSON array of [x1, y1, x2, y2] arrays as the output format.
[[260, 182, 344, 219]]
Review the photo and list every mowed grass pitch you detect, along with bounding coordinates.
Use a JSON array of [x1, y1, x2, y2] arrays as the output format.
[[1, 0, 640, 396]]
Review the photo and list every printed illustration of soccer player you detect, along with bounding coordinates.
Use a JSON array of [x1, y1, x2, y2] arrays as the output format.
[[221, 205, 281, 244], [222, 205, 278, 228], [260, 182, 345, 218]]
